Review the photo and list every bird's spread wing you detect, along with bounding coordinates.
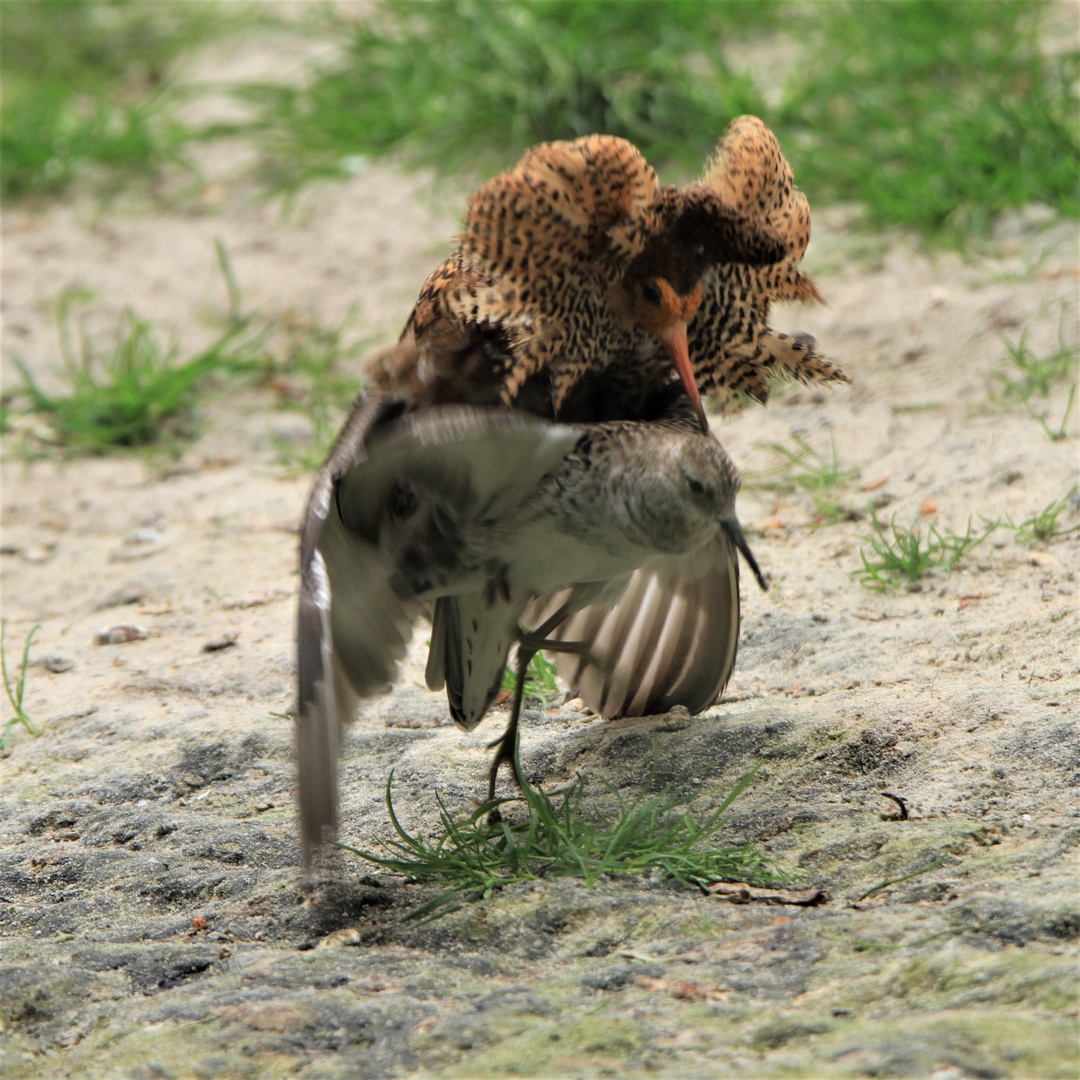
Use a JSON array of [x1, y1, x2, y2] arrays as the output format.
[[529, 534, 742, 719], [336, 406, 579, 549], [297, 394, 411, 866], [297, 397, 578, 863]]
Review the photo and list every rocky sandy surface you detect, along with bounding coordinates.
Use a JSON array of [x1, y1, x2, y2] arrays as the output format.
[[2, 76, 1078, 1080]]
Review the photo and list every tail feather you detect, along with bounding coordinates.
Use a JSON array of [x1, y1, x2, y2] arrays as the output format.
[[430, 594, 518, 732]]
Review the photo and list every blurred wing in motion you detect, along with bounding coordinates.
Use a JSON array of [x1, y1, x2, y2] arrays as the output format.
[[297, 396, 578, 866]]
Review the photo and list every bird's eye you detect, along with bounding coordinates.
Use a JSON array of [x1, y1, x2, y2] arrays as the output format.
[[686, 475, 706, 496], [640, 279, 662, 306]]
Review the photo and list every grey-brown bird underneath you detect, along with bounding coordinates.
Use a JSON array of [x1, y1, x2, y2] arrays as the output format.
[[296, 395, 765, 866]]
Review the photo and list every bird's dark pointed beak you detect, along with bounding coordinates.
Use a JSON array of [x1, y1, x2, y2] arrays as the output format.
[[720, 515, 768, 591], [661, 324, 707, 429]]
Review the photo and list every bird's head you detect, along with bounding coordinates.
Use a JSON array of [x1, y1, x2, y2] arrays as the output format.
[[627, 273, 706, 426], [620, 185, 787, 427]]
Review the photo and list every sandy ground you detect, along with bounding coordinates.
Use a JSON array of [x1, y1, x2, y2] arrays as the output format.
[[1, 45, 1079, 1080]]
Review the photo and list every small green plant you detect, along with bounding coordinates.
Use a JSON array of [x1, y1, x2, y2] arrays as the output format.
[[501, 650, 560, 705], [992, 486, 1080, 545], [1023, 383, 1076, 442], [746, 432, 859, 527], [992, 315, 1077, 402], [1, 622, 40, 752], [750, 432, 858, 493], [854, 507, 1000, 590], [13, 291, 257, 453], [990, 314, 1078, 441], [342, 762, 783, 924]]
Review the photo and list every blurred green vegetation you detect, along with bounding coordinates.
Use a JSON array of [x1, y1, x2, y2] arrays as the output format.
[[781, 0, 1080, 239], [2, 0, 1077, 242], [0, 0, 249, 200], [246, 0, 1078, 241], [239, 0, 776, 186]]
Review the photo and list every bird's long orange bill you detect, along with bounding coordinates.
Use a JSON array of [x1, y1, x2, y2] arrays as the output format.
[[662, 325, 707, 428]]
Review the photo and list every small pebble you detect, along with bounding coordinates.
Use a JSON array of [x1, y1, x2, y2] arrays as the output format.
[[35, 655, 74, 674], [95, 625, 148, 645], [319, 927, 362, 948], [203, 634, 238, 652]]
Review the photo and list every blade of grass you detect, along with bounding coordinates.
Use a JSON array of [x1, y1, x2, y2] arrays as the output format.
[[852, 854, 951, 906], [1, 622, 41, 751]]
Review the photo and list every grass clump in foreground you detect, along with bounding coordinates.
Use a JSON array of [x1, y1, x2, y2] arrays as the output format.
[[855, 507, 1000, 591], [341, 762, 784, 924], [1, 622, 40, 753]]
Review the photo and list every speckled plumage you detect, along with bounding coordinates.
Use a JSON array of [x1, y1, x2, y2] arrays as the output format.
[[367, 116, 847, 418], [690, 115, 848, 411]]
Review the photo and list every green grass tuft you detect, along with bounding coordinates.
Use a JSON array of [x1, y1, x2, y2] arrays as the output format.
[[753, 431, 859, 493], [1022, 383, 1075, 442], [854, 507, 1000, 590], [994, 486, 1080, 545], [992, 314, 1077, 402], [747, 431, 860, 527], [1, 622, 41, 753], [990, 313, 1079, 441], [342, 761, 783, 924], [14, 293, 257, 454]]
